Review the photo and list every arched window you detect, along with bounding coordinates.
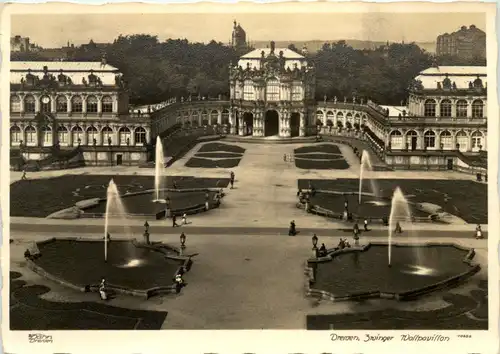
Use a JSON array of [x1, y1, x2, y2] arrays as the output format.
[[456, 99, 468, 118], [71, 96, 83, 113], [87, 95, 98, 113], [440, 99, 452, 117], [86, 126, 98, 145], [210, 110, 218, 125], [471, 131, 484, 151], [316, 110, 324, 124], [424, 130, 436, 148], [102, 126, 113, 145], [56, 96, 68, 113], [336, 112, 344, 121], [57, 126, 68, 144], [346, 113, 353, 123], [291, 84, 303, 101], [266, 79, 280, 101], [472, 100, 484, 118], [41, 126, 52, 145], [202, 110, 208, 125], [456, 131, 468, 151], [71, 126, 83, 145], [440, 131, 452, 149], [10, 95, 21, 113], [243, 80, 254, 101], [222, 109, 230, 125], [424, 99, 436, 117], [389, 130, 403, 149], [10, 125, 21, 145], [102, 96, 113, 113], [40, 95, 51, 113], [134, 127, 147, 145], [24, 95, 35, 113], [119, 127, 131, 145], [25, 125, 36, 144]]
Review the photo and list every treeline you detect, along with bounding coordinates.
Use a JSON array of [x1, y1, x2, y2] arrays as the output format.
[[12, 35, 486, 105]]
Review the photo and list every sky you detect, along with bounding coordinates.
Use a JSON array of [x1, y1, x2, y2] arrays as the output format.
[[11, 12, 486, 48]]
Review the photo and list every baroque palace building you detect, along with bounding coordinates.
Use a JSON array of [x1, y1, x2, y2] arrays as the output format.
[[228, 41, 316, 137], [9, 58, 151, 166], [10, 37, 488, 172]]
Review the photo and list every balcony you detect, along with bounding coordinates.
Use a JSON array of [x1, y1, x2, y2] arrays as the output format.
[[387, 116, 487, 126]]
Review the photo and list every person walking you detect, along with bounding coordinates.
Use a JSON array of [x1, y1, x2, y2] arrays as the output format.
[[364, 218, 369, 231], [475, 224, 483, 239], [172, 214, 179, 227], [182, 213, 187, 225], [21, 169, 27, 180]]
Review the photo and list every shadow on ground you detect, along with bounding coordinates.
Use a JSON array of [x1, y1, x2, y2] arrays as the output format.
[[10, 271, 167, 330], [307, 279, 488, 330]]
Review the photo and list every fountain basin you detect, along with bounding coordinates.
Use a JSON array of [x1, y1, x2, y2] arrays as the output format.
[[306, 242, 479, 302], [26, 238, 192, 298], [300, 191, 430, 222], [49, 189, 221, 219]]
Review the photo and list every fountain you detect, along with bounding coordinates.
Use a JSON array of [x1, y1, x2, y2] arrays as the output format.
[[387, 187, 413, 267], [154, 136, 167, 203], [358, 150, 379, 204], [103, 179, 135, 263]]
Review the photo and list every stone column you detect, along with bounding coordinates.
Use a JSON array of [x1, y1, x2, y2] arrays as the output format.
[[68, 124, 73, 146], [284, 112, 291, 138], [82, 95, 87, 114], [50, 95, 57, 113], [299, 112, 306, 137], [34, 95, 40, 113], [435, 130, 441, 150], [467, 101, 472, 118], [67, 94, 72, 114], [468, 134, 473, 152], [451, 100, 457, 118], [97, 96, 103, 114], [435, 99, 441, 117], [217, 110, 222, 125], [238, 116, 244, 136], [229, 109, 237, 135], [112, 96, 118, 113], [130, 126, 136, 146]]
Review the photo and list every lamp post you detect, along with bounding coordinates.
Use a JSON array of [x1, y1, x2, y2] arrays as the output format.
[[143, 221, 150, 244], [312, 234, 318, 258], [180, 232, 186, 256]]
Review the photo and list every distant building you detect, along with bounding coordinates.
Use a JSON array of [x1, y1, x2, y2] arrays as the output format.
[[231, 21, 248, 53], [229, 41, 316, 137], [436, 25, 486, 59], [11, 35, 31, 52], [9, 57, 151, 166]]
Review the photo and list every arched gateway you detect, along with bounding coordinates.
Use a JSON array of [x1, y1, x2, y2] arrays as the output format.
[[265, 110, 279, 136]]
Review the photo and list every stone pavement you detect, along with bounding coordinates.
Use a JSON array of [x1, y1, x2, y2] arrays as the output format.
[[10, 231, 488, 329], [10, 141, 485, 232]]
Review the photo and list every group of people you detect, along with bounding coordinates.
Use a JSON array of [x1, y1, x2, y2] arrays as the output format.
[[172, 213, 188, 227]]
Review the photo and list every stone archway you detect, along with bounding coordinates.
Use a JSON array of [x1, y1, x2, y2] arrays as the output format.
[[290, 113, 300, 137], [243, 112, 253, 136], [265, 110, 279, 136]]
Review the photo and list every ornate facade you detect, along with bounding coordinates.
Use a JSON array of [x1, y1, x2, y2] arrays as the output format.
[[229, 41, 316, 138], [401, 66, 487, 153], [9, 59, 151, 166]]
